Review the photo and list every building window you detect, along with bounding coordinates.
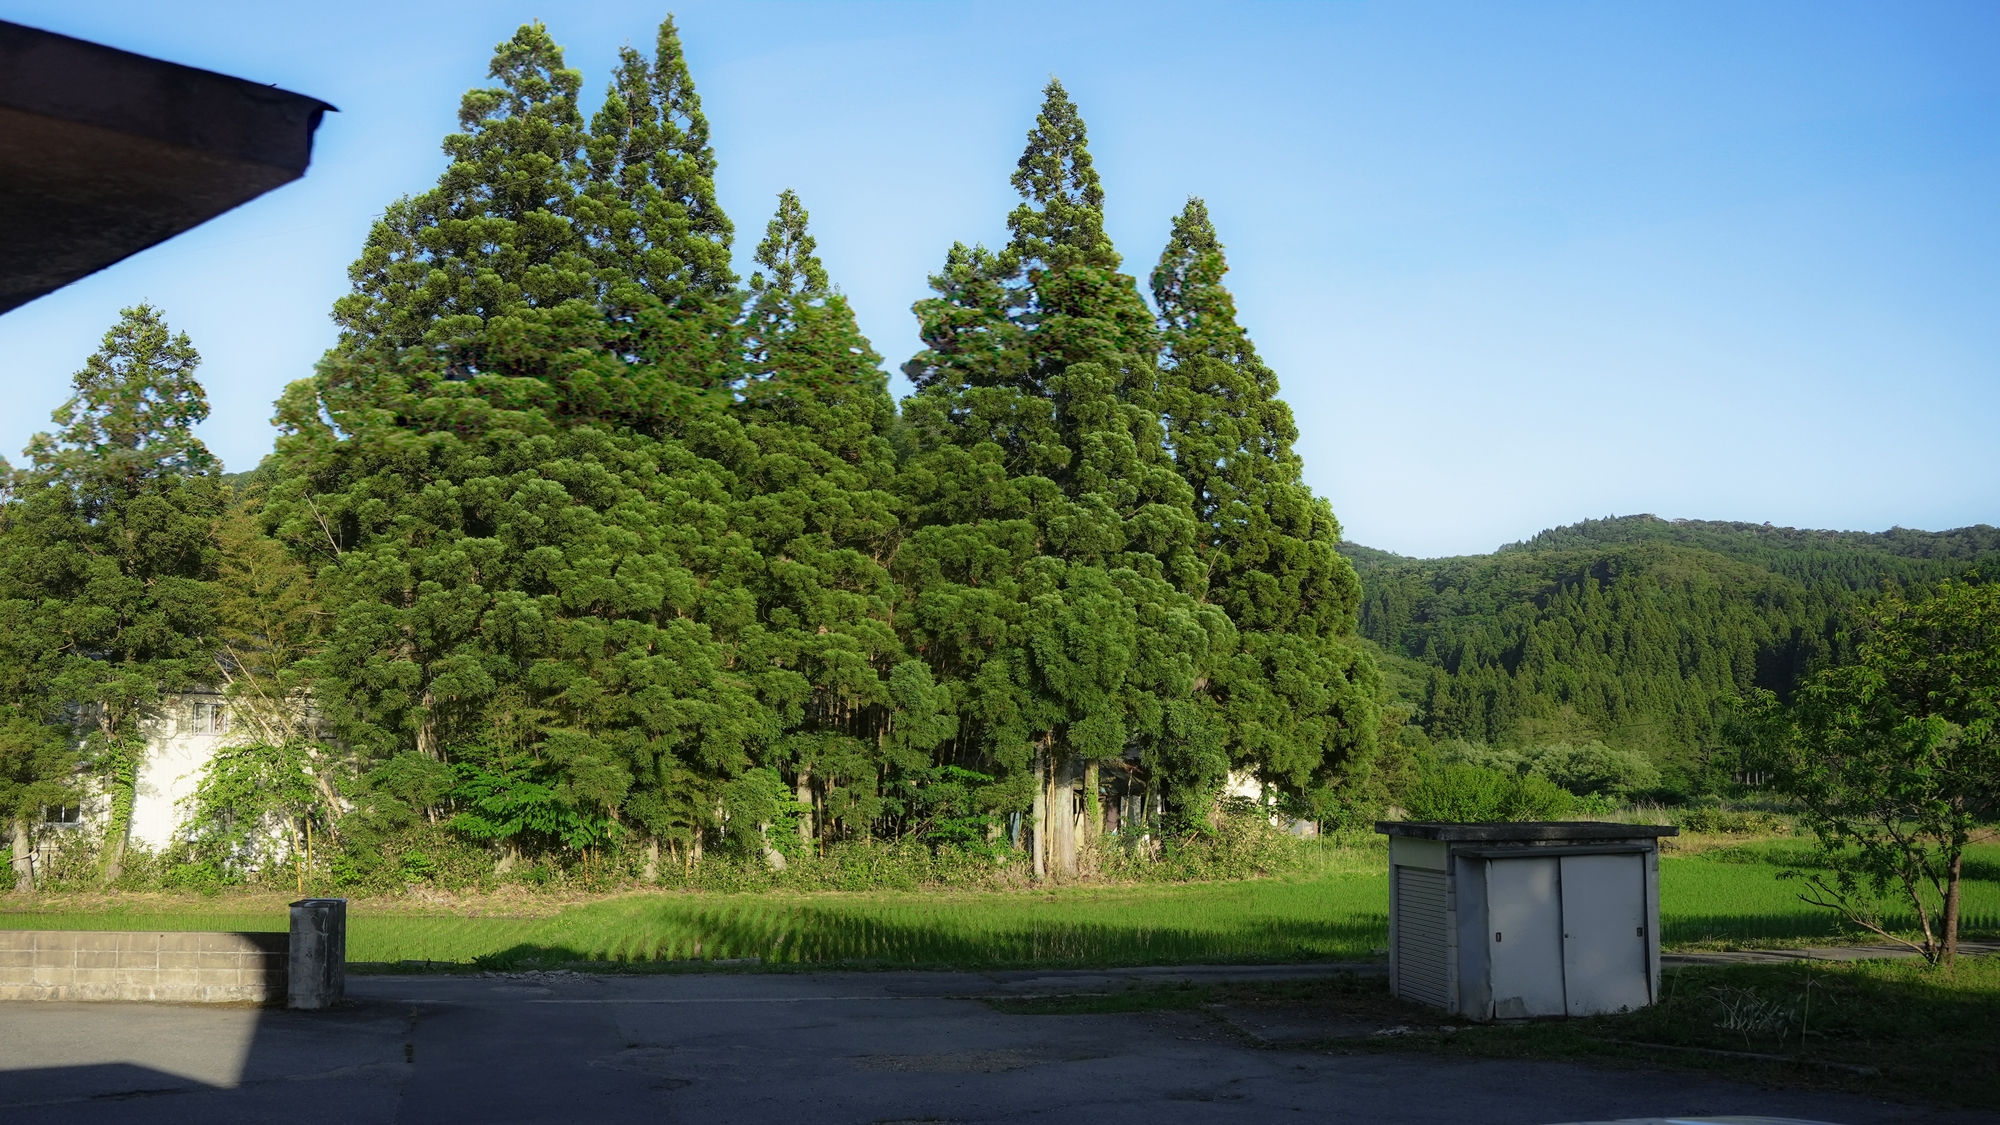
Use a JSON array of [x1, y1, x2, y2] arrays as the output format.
[[191, 701, 229, 735], [43, 805, 81, 826]]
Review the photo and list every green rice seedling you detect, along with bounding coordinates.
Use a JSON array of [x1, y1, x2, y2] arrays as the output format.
[[6, 840, 1994, 968]]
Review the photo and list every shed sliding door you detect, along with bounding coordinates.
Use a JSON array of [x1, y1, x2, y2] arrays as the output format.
[[1484, 852, 1650, 1019], [1485, 857, 1565, 1018], [1558, 853, 1650, 1015]]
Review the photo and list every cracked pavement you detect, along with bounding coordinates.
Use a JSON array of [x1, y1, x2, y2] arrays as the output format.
[[2, 966, 1992, 1124]]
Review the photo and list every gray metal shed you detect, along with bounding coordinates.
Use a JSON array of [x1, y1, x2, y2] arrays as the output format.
[[1376, 821, 1678, 1021]]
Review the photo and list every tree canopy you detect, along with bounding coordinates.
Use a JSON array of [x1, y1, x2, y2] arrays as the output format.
[[0, 305, 224, 880], [2, 19, 1384, 887]]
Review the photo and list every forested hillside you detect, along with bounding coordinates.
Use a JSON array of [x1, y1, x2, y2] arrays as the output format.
[[1346, 515, 2000, 793]]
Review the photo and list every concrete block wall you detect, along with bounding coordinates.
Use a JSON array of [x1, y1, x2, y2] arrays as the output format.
[[0, 930, 288, 1003]]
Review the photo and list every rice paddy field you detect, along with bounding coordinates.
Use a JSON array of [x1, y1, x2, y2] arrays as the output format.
[[5, 840, 1997, 970]]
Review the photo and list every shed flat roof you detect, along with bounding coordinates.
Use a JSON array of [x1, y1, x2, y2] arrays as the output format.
[[0, 21, 333, 313], [1376, 821, 1677, 841]]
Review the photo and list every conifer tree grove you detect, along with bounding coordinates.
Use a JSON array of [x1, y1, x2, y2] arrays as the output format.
[[0, 18, 1392, 885], [267, 20, 774, 873], [901, 82, 1233, 875]]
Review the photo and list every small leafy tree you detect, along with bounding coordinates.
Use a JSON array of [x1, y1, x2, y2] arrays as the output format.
[[1759, 576, 2000, 965]]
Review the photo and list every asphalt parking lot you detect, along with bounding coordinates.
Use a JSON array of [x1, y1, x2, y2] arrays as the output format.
[[2, 965, 1990, 1125]]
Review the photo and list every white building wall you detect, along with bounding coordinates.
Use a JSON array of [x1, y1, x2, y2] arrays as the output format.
[[1223, 769, 1319, 838], [127, 693, 237, 851]]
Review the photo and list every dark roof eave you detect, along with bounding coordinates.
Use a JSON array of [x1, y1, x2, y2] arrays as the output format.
[[0, 20, 335, 314], [1375, 820, 1679, 842]]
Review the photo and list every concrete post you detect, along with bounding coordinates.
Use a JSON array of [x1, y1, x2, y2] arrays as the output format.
[[288, 898, 346, 1010]]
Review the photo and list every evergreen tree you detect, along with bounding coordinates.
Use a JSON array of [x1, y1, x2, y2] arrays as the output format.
[[326, 22, 601, 431], [0, 306, 224, 880], [730, 190, 935, 852], [267, 22, 770, 874], [901, 82, 1225, 874], [1152, 199, 1377, 816], [581, 14, 740, 402], [584, 15, 736, 307]]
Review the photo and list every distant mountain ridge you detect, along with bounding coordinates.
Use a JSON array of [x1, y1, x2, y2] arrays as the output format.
[[1337, 514, 2000, 794], [1494, 514, 2000, 590]]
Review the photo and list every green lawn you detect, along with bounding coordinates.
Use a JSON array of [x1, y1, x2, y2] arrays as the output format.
[[5, 841, 1995, 970], [1660, 841, 2000, 947]]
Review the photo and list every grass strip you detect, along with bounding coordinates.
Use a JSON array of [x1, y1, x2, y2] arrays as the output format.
[[4, 840, 1995, 969]]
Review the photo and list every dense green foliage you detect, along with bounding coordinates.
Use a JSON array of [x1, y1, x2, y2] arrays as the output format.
[[1349, 514, 2000, 795], [0, 18, 1378, 891], [1505, 515, 2000, 592], [1398, 761, 1578, 822]]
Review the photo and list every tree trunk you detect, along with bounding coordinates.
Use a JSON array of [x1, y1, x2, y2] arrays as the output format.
[[416, 688, 440, 760], [11, 817, 32, 894], [796, 767, 814, 846], [760, 823, 787, 872], [1082, 759, 1101, 858], [643, 837, 660, 883], [1030, 746, 1047, 881], [1941, 847, 1963, 966], [1048, 756, 1077, 878], [305, 746, 345, 839]]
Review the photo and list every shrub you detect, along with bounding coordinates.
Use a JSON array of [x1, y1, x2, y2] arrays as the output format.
[[1530, 741, 1660, 797], [1435, 738, 1660, 798], [1402, 762, 1578, 822], [1672, 804, 1791, 836]]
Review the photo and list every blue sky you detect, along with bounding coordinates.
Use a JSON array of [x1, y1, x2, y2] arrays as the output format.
[[3, 1, 1994, 558]]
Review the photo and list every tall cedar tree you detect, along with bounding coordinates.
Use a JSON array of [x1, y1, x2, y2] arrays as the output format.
[[0, 306, 223, 880], [267, 21, 774, 868], [582, 14, 739, 402], [901, 82, 1226, 875], [1152, 200, 1378, 817], [730, 191, 948, 852]]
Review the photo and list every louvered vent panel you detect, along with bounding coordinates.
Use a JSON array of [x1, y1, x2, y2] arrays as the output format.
[[1394, 865, 1449, 1007]]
